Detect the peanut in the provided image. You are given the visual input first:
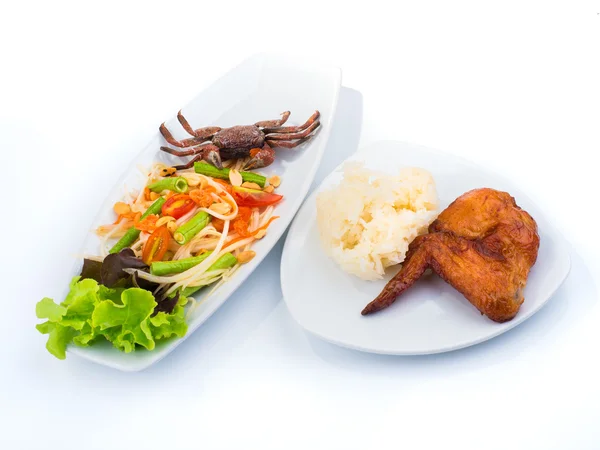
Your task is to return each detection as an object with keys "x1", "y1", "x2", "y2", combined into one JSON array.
[
  {"x1": 263, "y1": 185, "x2": 275, "y2": 193},
  {"x1": 181, "y1": 172, "x2": 202, "y2": 187},
  {"x1": 166, "y1": 221, "x2": 178, "y2": 234},
  {"x1": 209, "y1": 202, "x2": 231, "y2": 215},
  {"x1": 149, "y1": 192, "x2": 160, "y2": 201},
  {"x1": 254, "y1": 229, "x2": 267, "y2": 240},
  {"x1": 229, "y1": 169, "x2": 243, "y2": 187},
  {"x1": 241, "y1": 181, "x2": 262, "y2": 190},
  {"x1": 113, "y1": 202, "x2": 131, "y2": 215},
  {"x1": 156, "y1": 216, "x2": 175, "y2": 227},
  {"x1": 268, "y1": 175, "x2": 281, "y2": 188},
  {"x1": 237, "y1": 250, "x2": 256, "y2": 264}
]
